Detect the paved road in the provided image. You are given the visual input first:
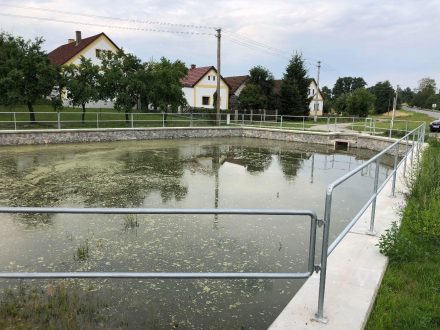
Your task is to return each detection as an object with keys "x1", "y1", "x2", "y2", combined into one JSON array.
[{"x1": 402, "y1": 105, "x2": 440, "y2": 119}]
